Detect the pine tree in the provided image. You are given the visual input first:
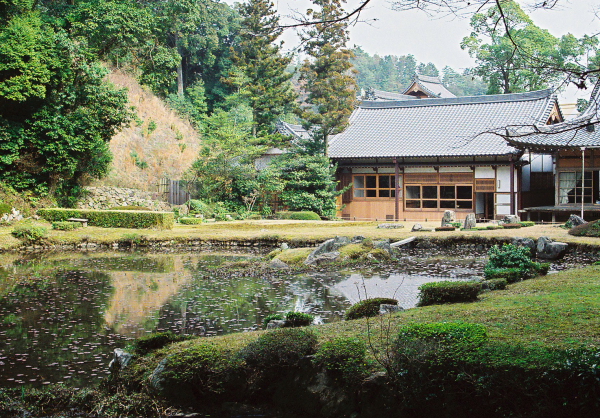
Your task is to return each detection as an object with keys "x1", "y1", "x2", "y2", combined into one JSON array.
[
  {"x1": 233, "y1": 0, "x2": 297, "y2": 136},
  {"x1": 298, "y1": 0, "x2": 358, "y2": 156}
]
